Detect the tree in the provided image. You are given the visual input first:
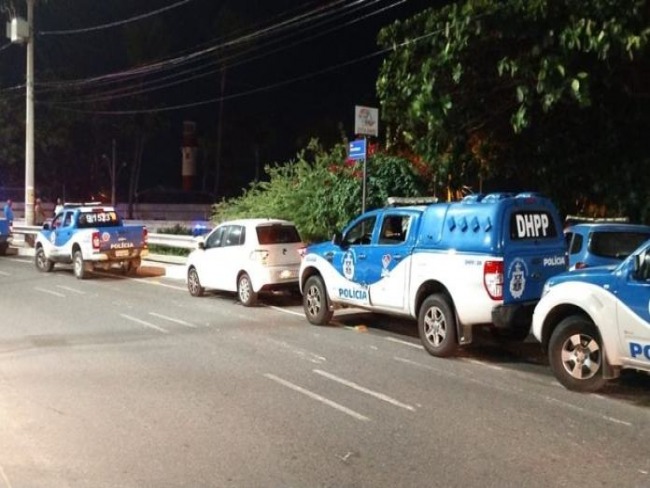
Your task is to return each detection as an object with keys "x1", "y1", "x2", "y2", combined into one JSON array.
[
  {"x1": 377, "y1": 0, "x2": 650, "y2": 217},
  {"x1": 213, "y1": 139, "x2": 428, "y2": 242}
]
